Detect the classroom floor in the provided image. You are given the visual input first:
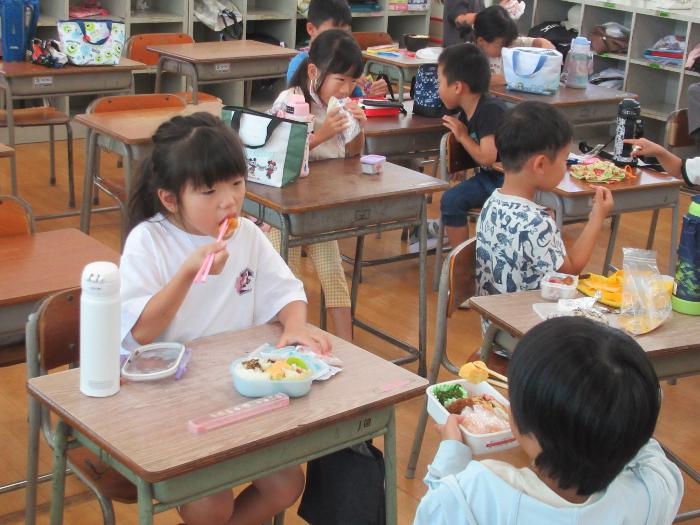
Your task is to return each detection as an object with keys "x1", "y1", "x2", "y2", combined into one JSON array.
[{"x1": 1, "y1": 140, "x2": 699, "y2": 524}]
